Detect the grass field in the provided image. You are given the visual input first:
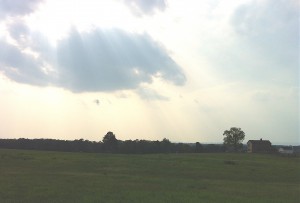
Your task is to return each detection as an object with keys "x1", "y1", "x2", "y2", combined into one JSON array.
[{"x1": 0, "y1": 149, "x2": 299, "y2": 203}]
